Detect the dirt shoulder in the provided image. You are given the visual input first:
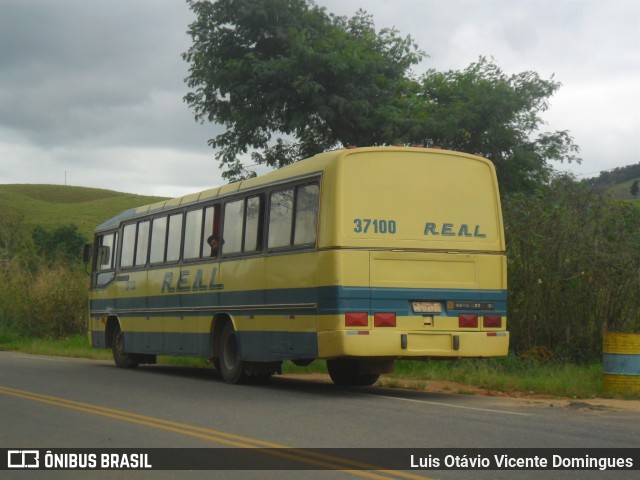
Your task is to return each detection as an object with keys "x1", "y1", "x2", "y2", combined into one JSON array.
[{"x1": 282, "y1": 373, "x2": 640, "y2": 412}]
